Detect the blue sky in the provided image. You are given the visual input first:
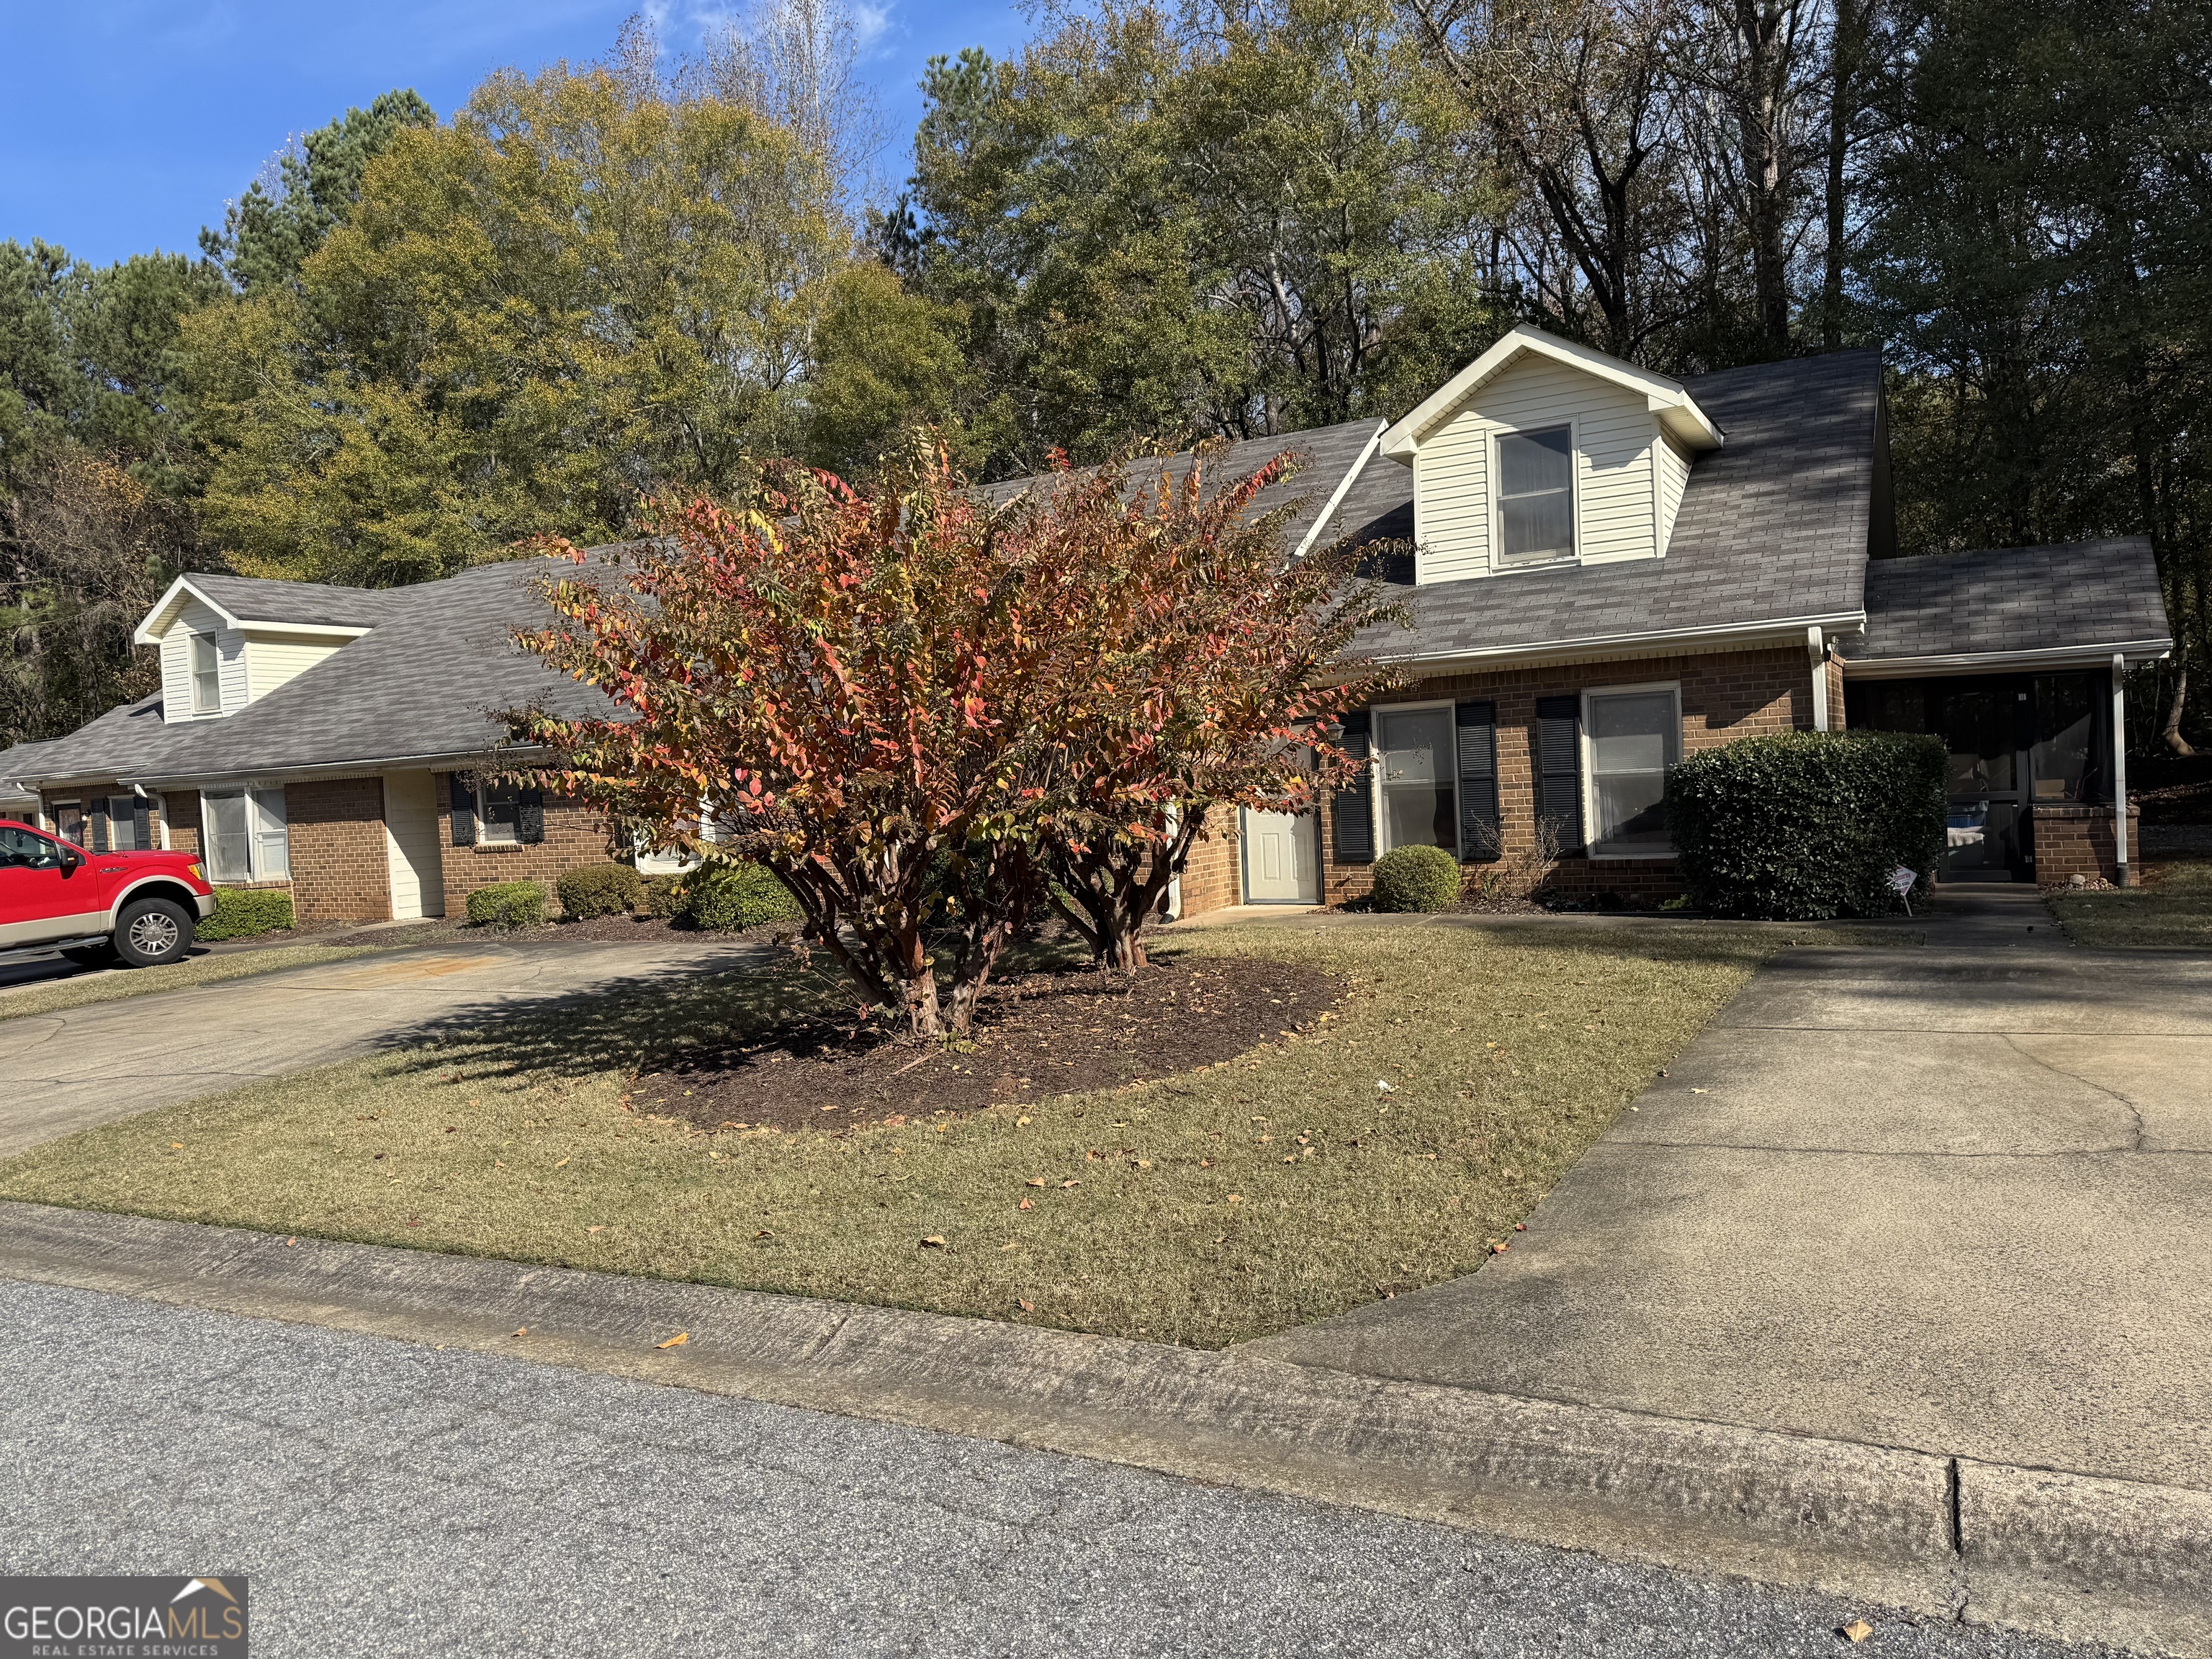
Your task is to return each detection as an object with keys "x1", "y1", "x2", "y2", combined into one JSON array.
[{"x1": 0, "y1": 0, "x2": 1031, "y2": 267}]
